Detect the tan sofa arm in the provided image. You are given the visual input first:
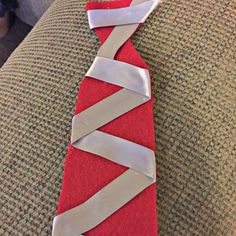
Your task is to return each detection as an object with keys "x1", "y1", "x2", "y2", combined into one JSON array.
[{"x1": 0, "y1": 0, "x2": 235, "y2": 235}]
